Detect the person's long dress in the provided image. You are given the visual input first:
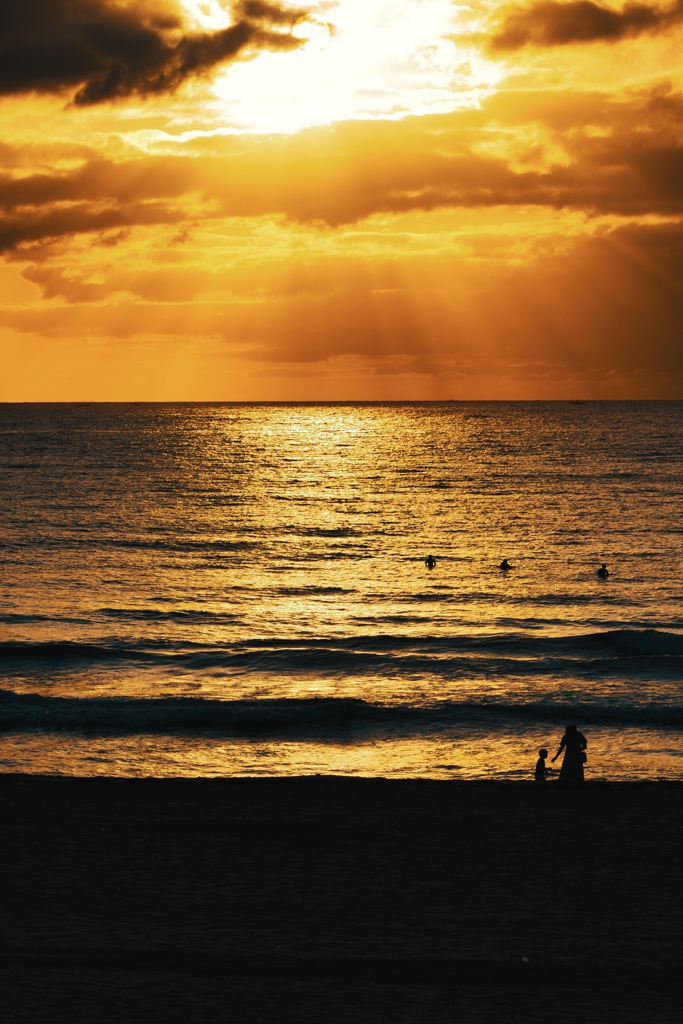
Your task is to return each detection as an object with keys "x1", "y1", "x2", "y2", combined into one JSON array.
[{"x1": 558, "y1": 731, "x2": 587, "y2": 783}]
